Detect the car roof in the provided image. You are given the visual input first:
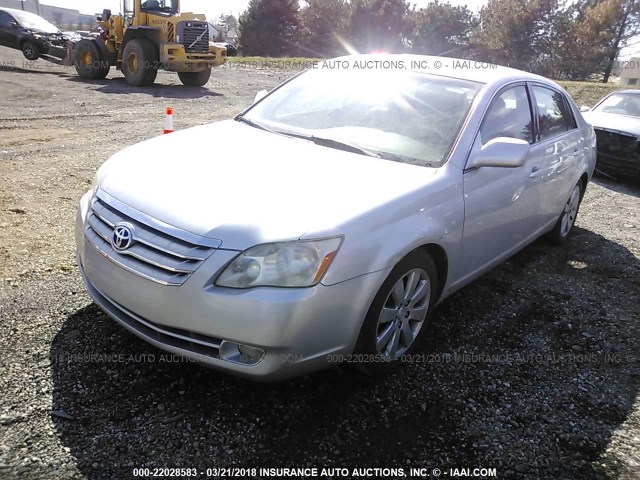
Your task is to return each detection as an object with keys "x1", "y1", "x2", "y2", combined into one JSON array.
[
  {"x1": 0, "y1": 7, "x2": 48, "y2": 17},
  {"x1": 0, "y1": 7, "x2": 23, "y2": 15},
  {"x1": 330, "y1": 54, "x2": 558, "y2": 89}
]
